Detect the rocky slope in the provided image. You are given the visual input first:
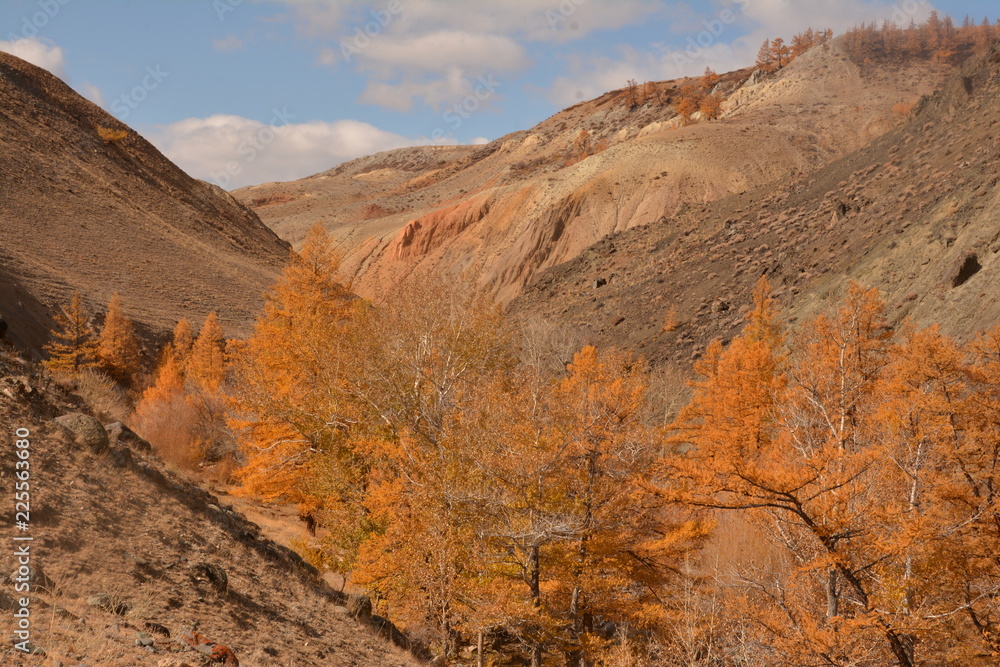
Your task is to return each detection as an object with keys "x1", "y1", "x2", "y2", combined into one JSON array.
[
  {"x1": 238, "y1": 41, "x2": 950, "y2": 305},
  {"x1": 0, "y1": 52, "x2": 290, "y2": 356},
  {"x1": 0, "y1": 345, "x2": 423, "y2": 666},
  {"x1": 511, "y1": 43, "x2": 1000, "y2": 367}
]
